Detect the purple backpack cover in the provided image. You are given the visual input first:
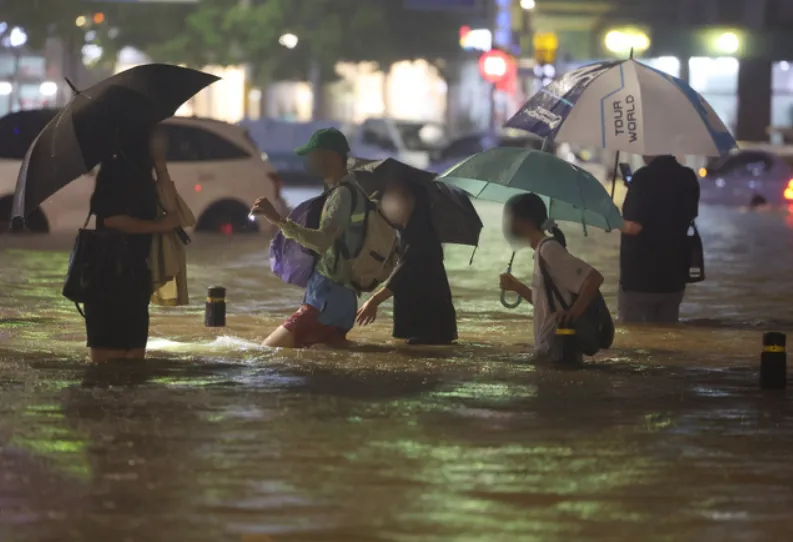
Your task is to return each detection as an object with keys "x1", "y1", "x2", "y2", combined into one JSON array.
[{"x1": 269, "y1": 193, "x2": 327, "y2": 287}]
